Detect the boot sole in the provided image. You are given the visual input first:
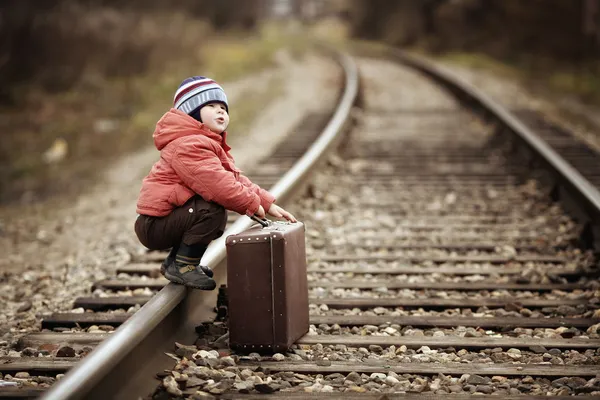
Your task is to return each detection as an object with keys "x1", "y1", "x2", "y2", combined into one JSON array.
[
  {"x1": 187, "y1": 281, "x2": 217, "y2": 290},
  {"x1": 164, "y1": 271, "x2": 216, "y2": 291},
  {"x1": 163, "y1": 271, "x2": 184, "y2": 285}
]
